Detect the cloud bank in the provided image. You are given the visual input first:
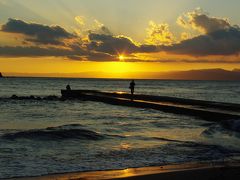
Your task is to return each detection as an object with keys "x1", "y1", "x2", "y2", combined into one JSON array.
[
  {"x1": 177, "y1": 9, "x2": 231, "y2": 33},
  {"x1": 2, "y1": 18, "x2": 74, "y2": 45},
  {"x1": 1, "y1": 9, "x2": 240, "y2": 62}
]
